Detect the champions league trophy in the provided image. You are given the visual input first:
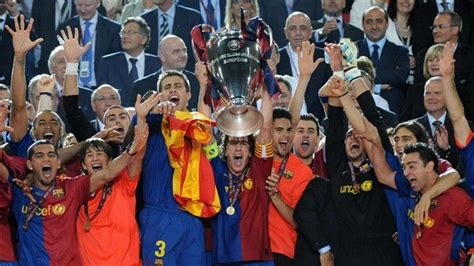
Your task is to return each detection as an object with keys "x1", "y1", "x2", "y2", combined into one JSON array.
[{"x1": 191, "y1": 16, "x2": 275, "y2": 137}]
